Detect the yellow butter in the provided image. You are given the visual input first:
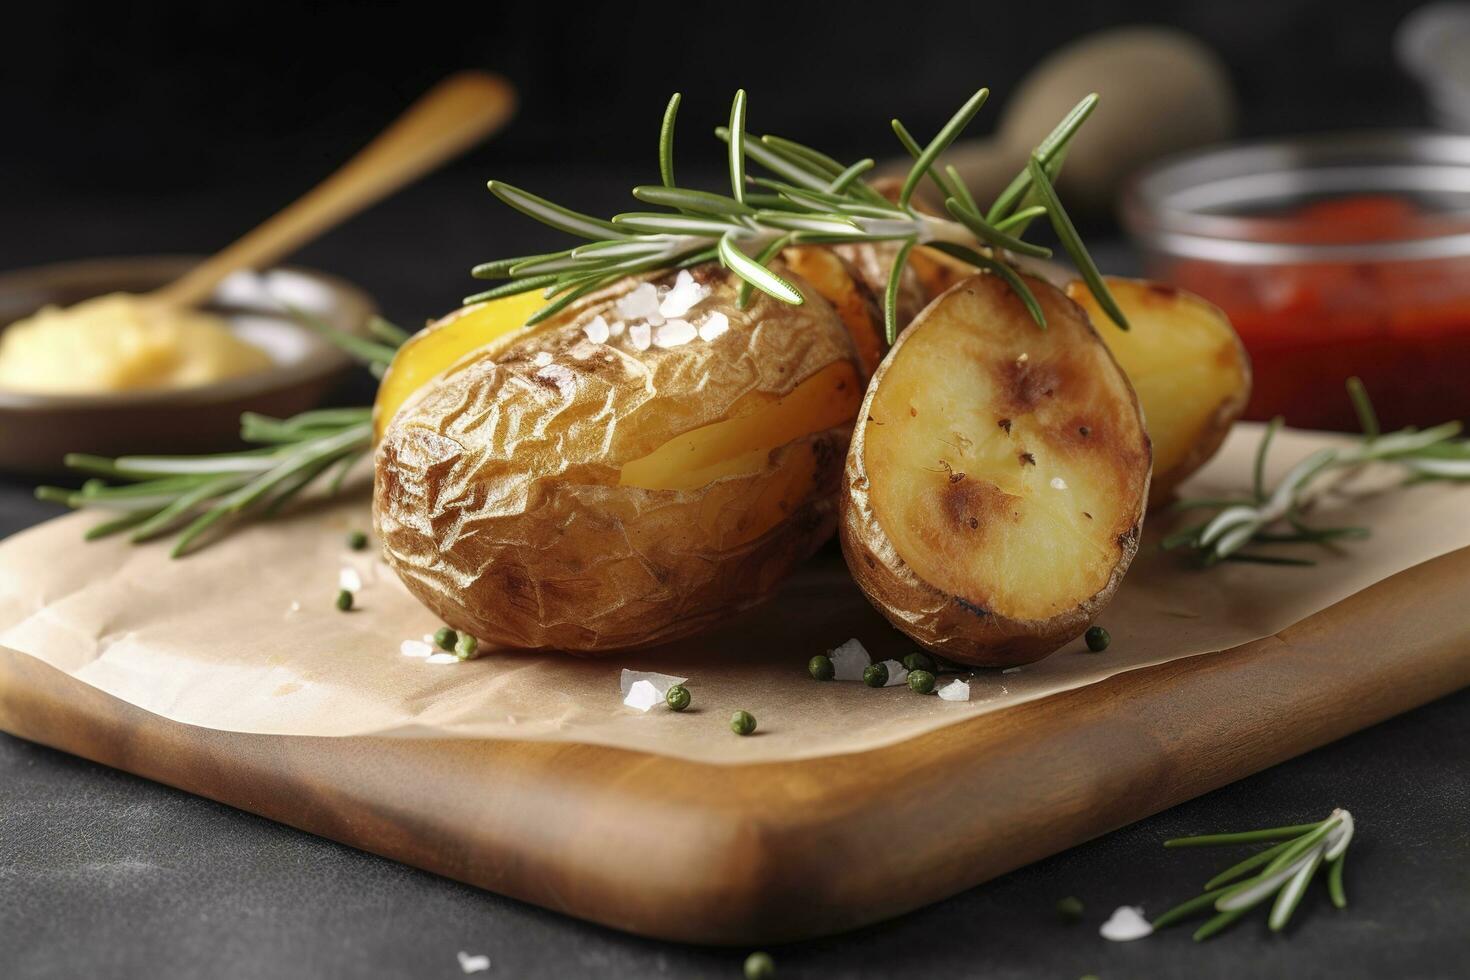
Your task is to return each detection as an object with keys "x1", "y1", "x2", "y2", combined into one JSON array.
[{"x1": 0, "y1": 292, "x2": 273, "y2": 394}]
